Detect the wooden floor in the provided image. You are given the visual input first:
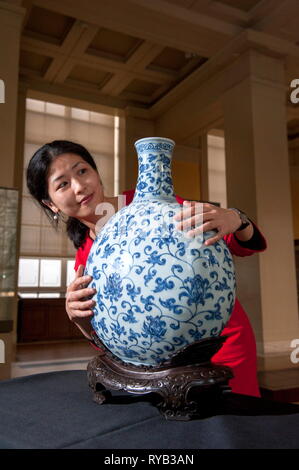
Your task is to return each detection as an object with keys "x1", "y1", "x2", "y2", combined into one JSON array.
[
  {"x1": 12, "y1": 341, "x2": 299, "y2": 403},
  {"x1": 16, "y1": 340, "x2": 93, "y2": 362},
  {"x1": 258, "y1": 368, "x2": 299, "y2": 404},
  {"x1": 12, "y1": 340, "x2": 94, "y2": 379}
]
